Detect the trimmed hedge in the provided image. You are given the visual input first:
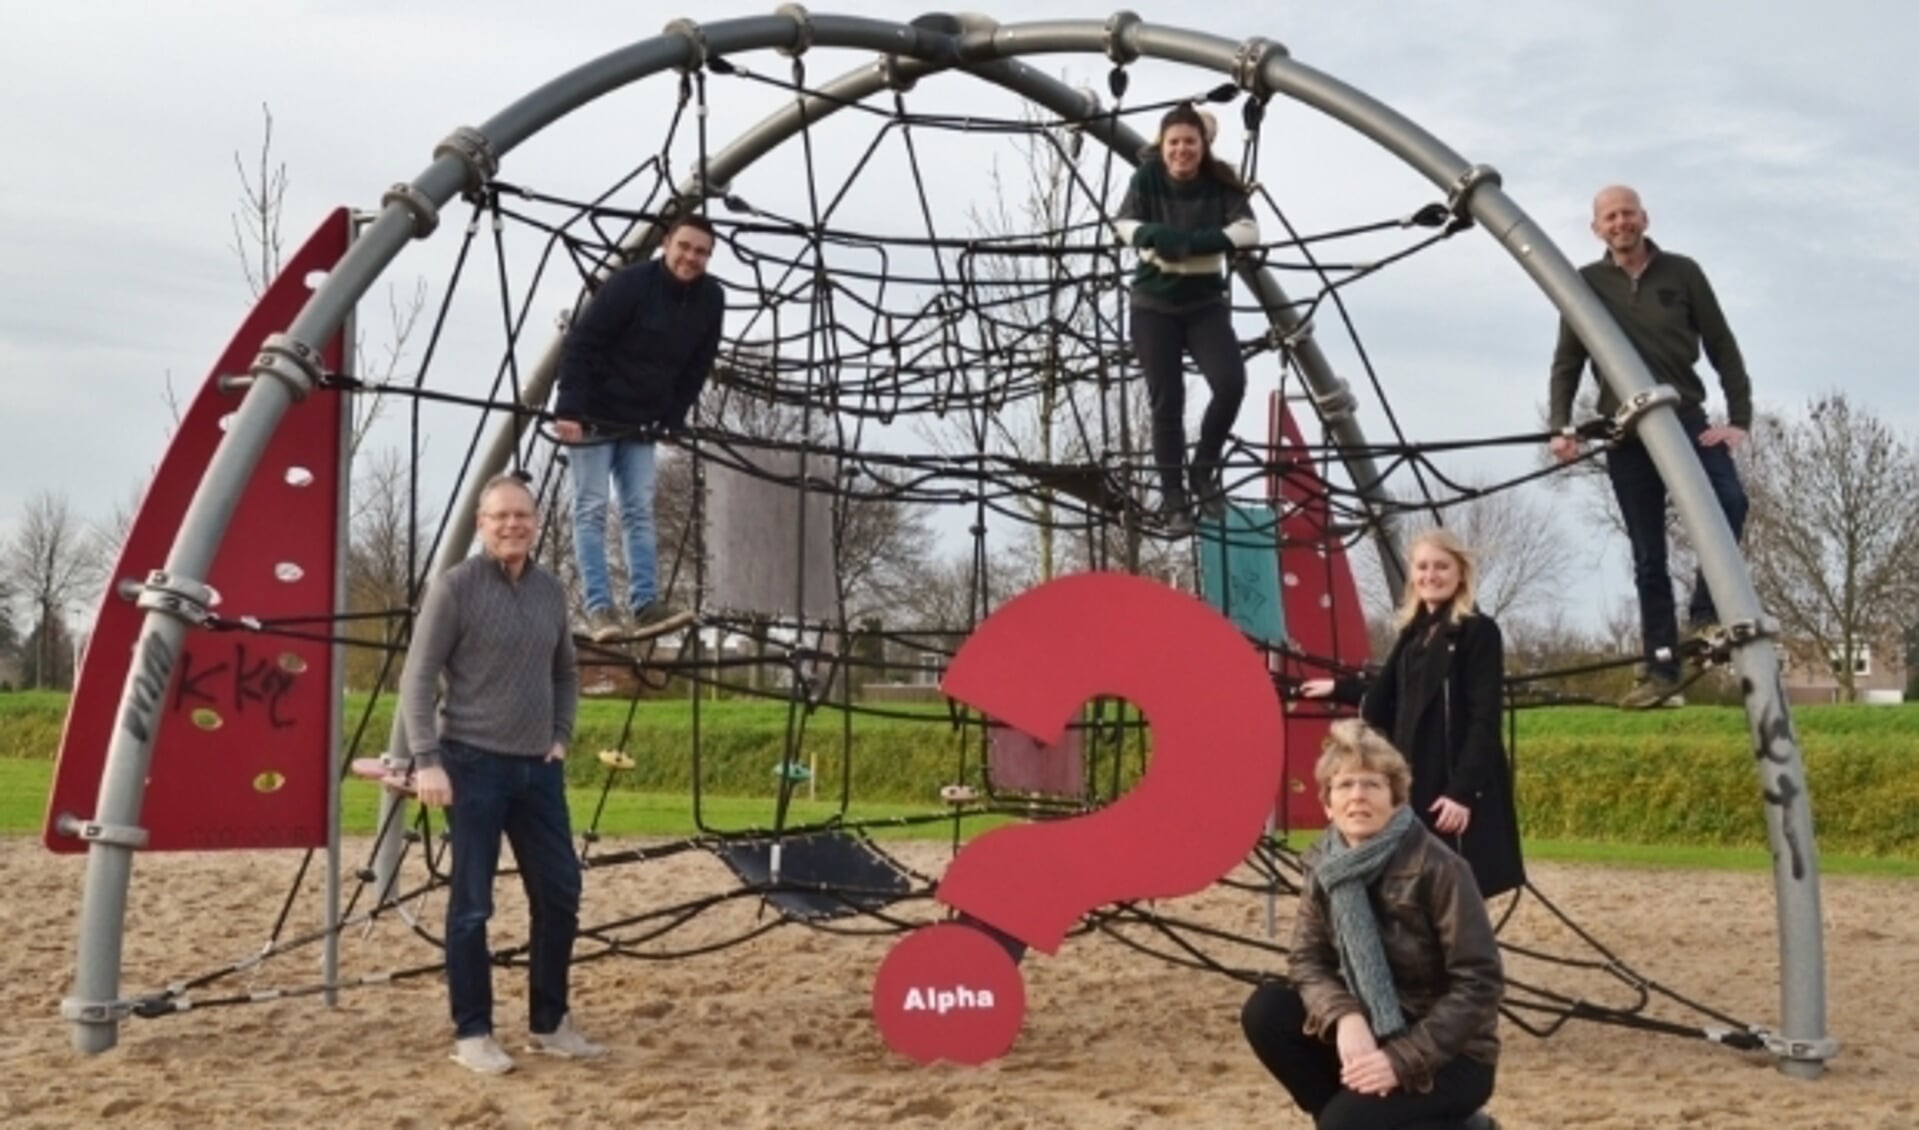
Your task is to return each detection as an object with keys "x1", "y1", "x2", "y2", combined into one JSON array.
[{"x1": 8, "y1": 692, "x2": 1915, "y2": 856}]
